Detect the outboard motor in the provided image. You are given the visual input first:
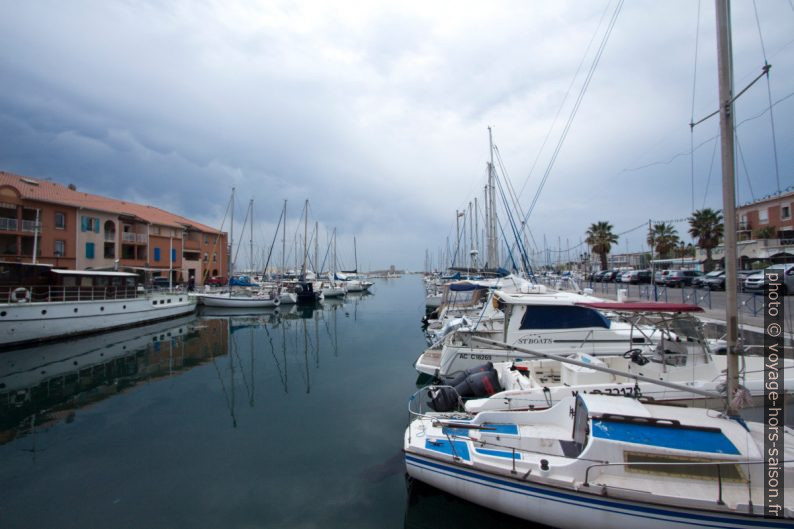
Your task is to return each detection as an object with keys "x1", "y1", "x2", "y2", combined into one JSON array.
[{"x1": 428, "y1": 363, "x2": 502, "y2": 412}]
